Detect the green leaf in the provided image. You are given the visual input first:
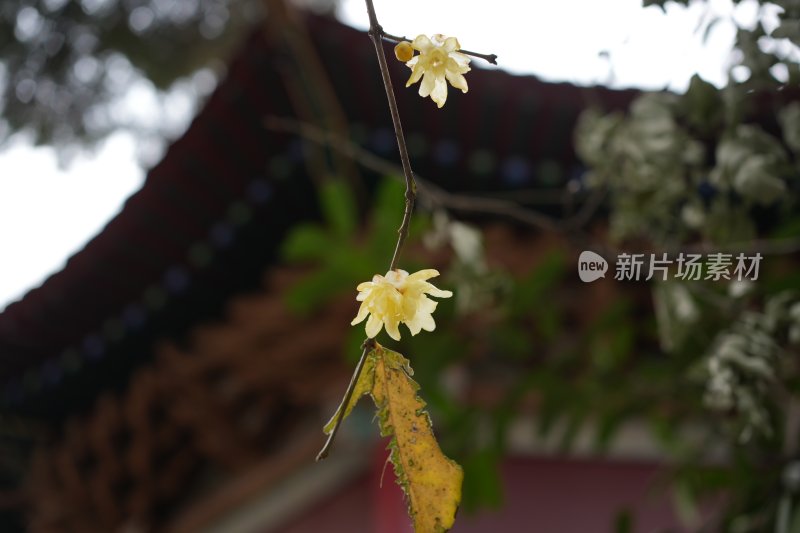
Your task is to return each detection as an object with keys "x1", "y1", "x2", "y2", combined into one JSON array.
[
  {"x1": 787, "y1": 500, "x2": 800, "y2": 533},
  {"x1": 509, "y1": 250, "x2": 566, "y2": 317},
  {"x1": 491, "y1": 326, "x2": 532, "y2": 360},
  {"x1": 771, "y1": 216, "x2": 800, "y2": 240},
  {"x1": 673, "y1": 481, "x2": 700, "y2": 528},
  {"x1": 779, "y1": 102, "x2": 800, "y2": 154},
  {"x1": 461, "y1": 448, "x2": 503, "y2": 511},
  {"x1": 320, "y1": 180, "x2": 358, "y2": 238},
  {"x1": 732, "y1": 155, "x2": 786, "y2": 206},
  {"x1": 281, "y1": 224, "x2": 330, "y2": 262},
  {"x1": 557, "y1": 406, "x2": 588, "y2": 452},
  {"x1": 285, "y1": 268, "x2": 347, "y2": 315},
  {"x1": 368, "y1": 178, "x2": 406, "y2": 259},
  {"x1": 595, "y1": 412, "x2": 624, "y2": 452},
  {"x1": 680, "y1": 74, "x2": 722, "y2": 134}
]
